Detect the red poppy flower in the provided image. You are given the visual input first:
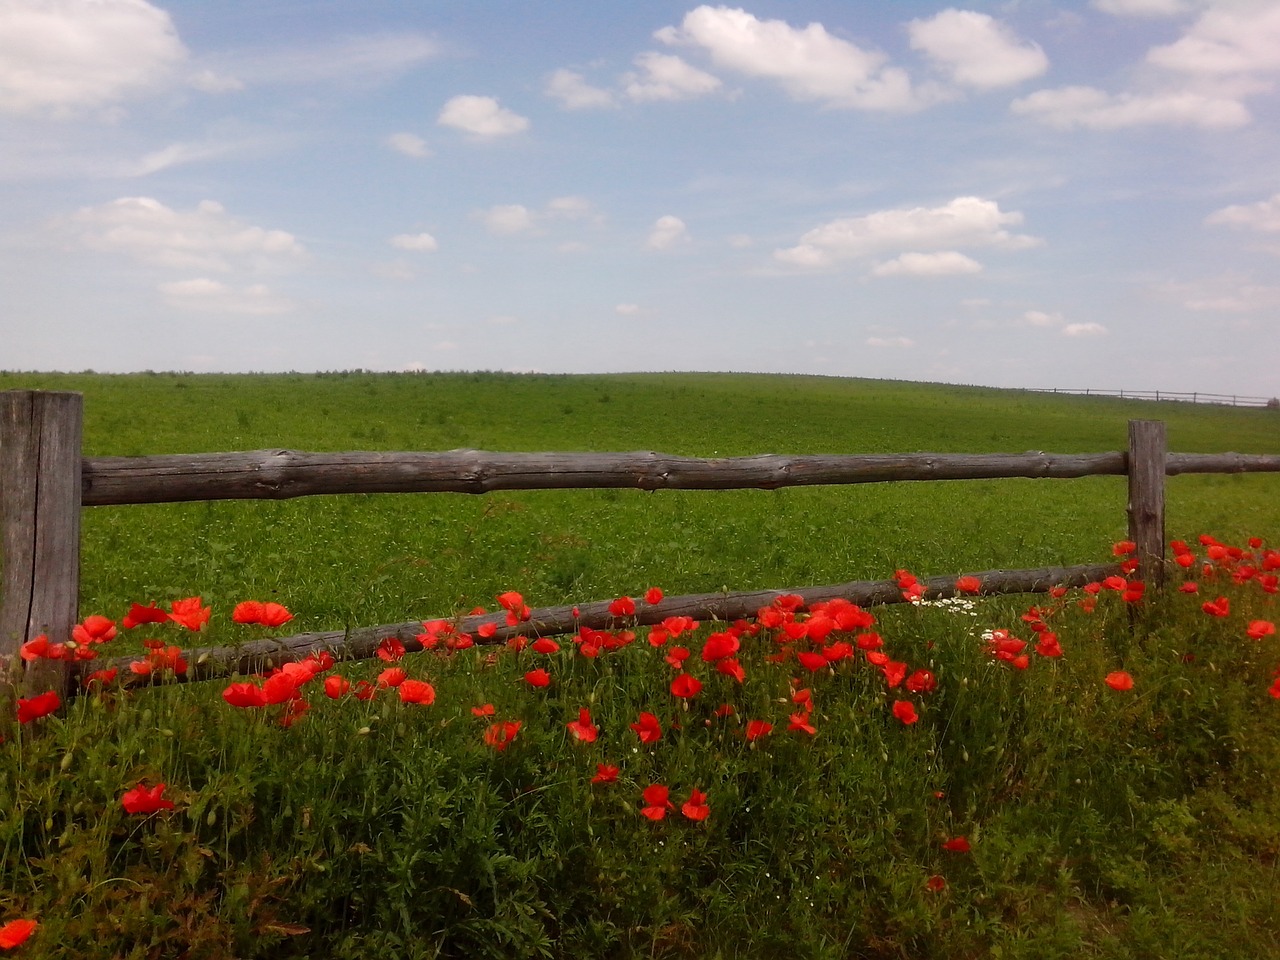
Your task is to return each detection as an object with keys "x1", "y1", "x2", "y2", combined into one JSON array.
[
  {"x1": 1122, "y1": 581, "x2": 1145, "y2": 603},
  {"x1": 531, "y1": 637, "x2": 560, "y2": 654},
  {"x1": 714, "y1": 703, "x2": 735, "y2": 718},
  {"x1": 84, "y1": 667, "x2": 119, "y2": 687},
  {"x1": 1201, "y1": 596, "x2": 1230, "y2": 618},
  {"x1": 608, "y1": 596, "x2": 636, "y2": 617},
  {"x1": 262, "y1": 672, "x2": 300, "y2": 705},
  {"x1": 484, "y1": 720, "x2": 522, "y2": 751},
  {"x1": 471, "y1": 703, "x2": 495, "y2": 717},
  {"x1": 0, "y1": 919, "x2": 37, "y2": 950},
  {"x1": 167, "y1": 596, "x2": 211, "y2": 631},
  {"x1": 926, "y1": 875, "x2": 947, "y2": 893},
  {"x1": 631, "y1": 712, "x2": 662, "y2": 743},
  {"x1": 375, "y1": 637, "x2": 406, "y2": 662},
  {"x1": 16, "y1": 690, "x2": 60, "y2": 724},
  {"x1": 1105, "y1": 671, "x2": 1134, "y2": 691},
  {"x1": 122, "y1": 602, "x2": 168, "y2": 629},
  {"x1": 716, "y1": 657, "x2": 747, "y2": 683},
  {"x1": 955, "y1": 575, "x2": 981, "y2": 594},
  {"x1": 665, "y1": 646, "x2": 691, "y2": 669},
  {"x1": 1113, "y1": 540, "x2": 1137, "y2": 556},
  {"x1": 788, "y1": 712, "x2": 817, "y2": 736},
  {"x1": 222, "y1": 682, "x2": 267, "y2": 708},
  {"x1": 941, "y1": 836, "x2": 970, "y2": 853},
  {"x1": 121, "y1": 782, "x2": 175, "y2": 815},
  {"x1": 670, "y1": 673, "x2": 702, "y2": 699},
  {"x1": 881, "y1": 661, "x2": 908, "y2": 689},
  {"x1": 259, "y1": 602, "x2": 293, "y2": 626},
  {"x1": 353, "y1": 680, "x2": 377, "y2": 701},
  {"x1": 398, "y1": 679, "x2": 436, "y2": 705},
  {"x1": 905, "y1": 669, "x2": 937, "y2": 694},
  {"x1": 856, "y1": 632, "x2": 883, "y2": 650},
  {"x1": 892, "y1": 700, "x2": 918, "y2": 725},
  {"x1": 567, "y1": 707, "x2": 599, "y2": 743},
  {"x1": 645, "y1": 586, "x2": 664, "y2": 605},
  {"x1": 19, "y1": 635, "x2": 63, "y2": 661},
  {"x1": 377, "y1": 667, "x2": 406, "y2": 688},
  {"x1": 72, "y1": 614, "x2": 116, "y2": 645},
  {"x1": 681, "y1": 788, "x2": 711, "y2": 821},
  {"x1": 322, "y1": 675, "x2": 350, "y2": 699},
  {"x1": 701, "y1": 631, "x2": 740, "y2": 662},
  {"x1": 1102, "y1": 575, "x2": 1127, "y2": 591},
  {"x1": 1035, "y1": 633, "x2": 1063, "y2": 658},
  {"x1": 477, "y1": 621, "x2": 498, "y2": 638},
  {"x1": 1178, "y1": 582, "x2": 1199, "y2": 594},
  {"x1": 640, "y1": 784, "x2": 674, "y2": 820},
  {"x1": 1246, "y1": 620, "x2": 1275, "y2": 640},
  {"x1": 591, "y1": 763, "x2": 620, "y2": 784},
  {"x1": 745, "y1": 720, "x2": 772, "y2": 742},
  {"x1": 524, "y1": 668, "x2": 551, "y2": 688}
]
